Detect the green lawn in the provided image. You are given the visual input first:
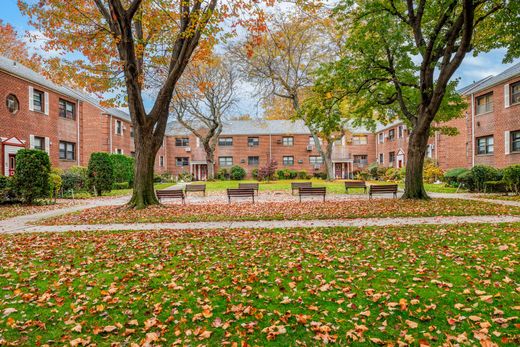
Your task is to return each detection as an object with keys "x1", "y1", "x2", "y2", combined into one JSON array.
[
  {"x1": 66, "y1": 183, "x2": 175, "y2": 199},
  {"x1": 197, "y1": 179, "x2": 464, "y2": 194},
  {"x1": 1, "y1": 224, "x2": 518, "y2": 345},
  {"x1": 39, "y1": 198, "x2": 520, "y2": 225},
  {"x1": 477, "y1": 194, "x2": 520, "y2": 202}
]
